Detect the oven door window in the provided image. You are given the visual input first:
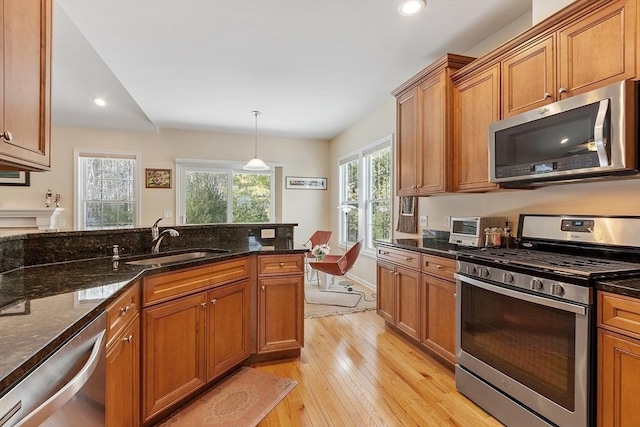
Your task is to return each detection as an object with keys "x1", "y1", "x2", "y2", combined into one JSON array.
[{"x1": 460, "y1": 283, "x2": 576, "y2": 411}]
